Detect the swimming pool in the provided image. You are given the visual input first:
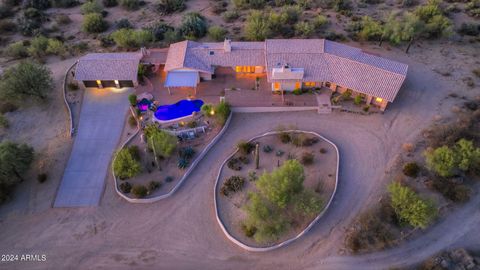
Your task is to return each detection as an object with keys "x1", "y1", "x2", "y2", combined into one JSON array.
[{"x1": 154, "y1": 99, "x2": 204, "y2": 122}]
